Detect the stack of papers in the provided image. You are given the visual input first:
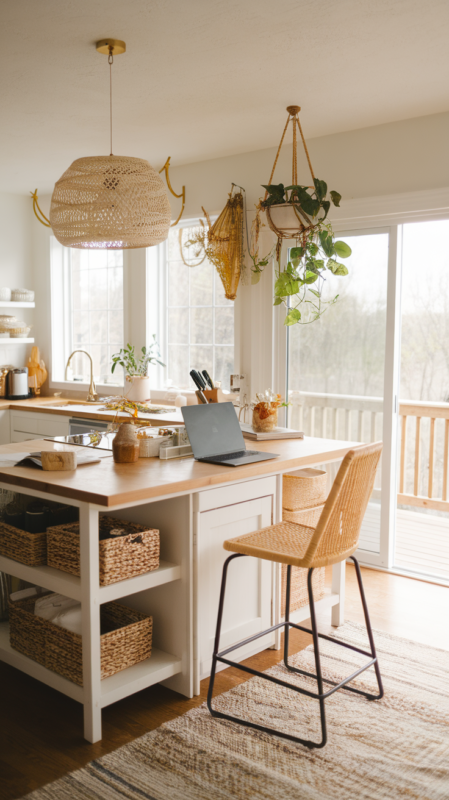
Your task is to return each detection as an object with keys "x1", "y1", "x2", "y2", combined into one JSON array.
[{"x1": 240, "y1": 423, "x2": 305, "y2": 441}]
